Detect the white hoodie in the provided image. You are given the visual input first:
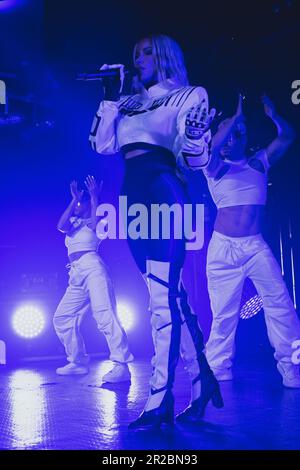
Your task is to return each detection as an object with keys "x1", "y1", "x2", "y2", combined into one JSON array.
[{"x1": 89, "y1": 79, "x2": 211, "y2": 171}]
